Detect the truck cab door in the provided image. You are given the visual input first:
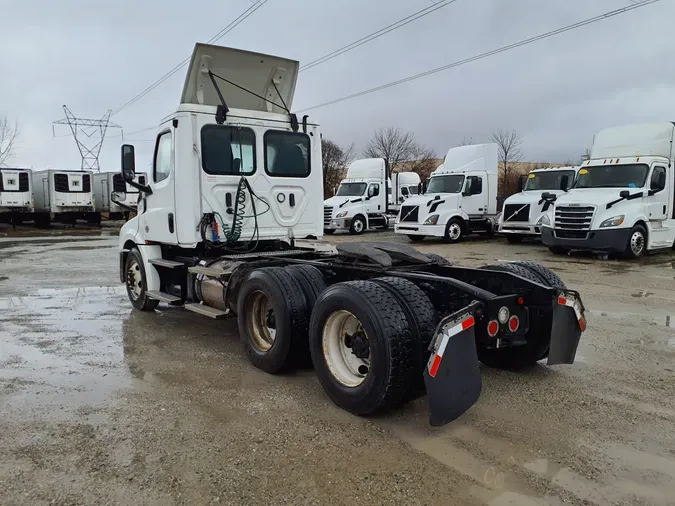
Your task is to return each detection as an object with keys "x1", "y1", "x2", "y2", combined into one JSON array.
[
  {"x1": 646, "y1": 165, "x2": 668, "y2": 221},
  {"x1": 366, "y1": 183, "x2": 382, "y2": 215},
  {"x1": 142, "y1": 127, "x2": 178, "y2": 244},
  {"x1": 461, "y1": 175, "x2": 487, "y2": 217}
]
